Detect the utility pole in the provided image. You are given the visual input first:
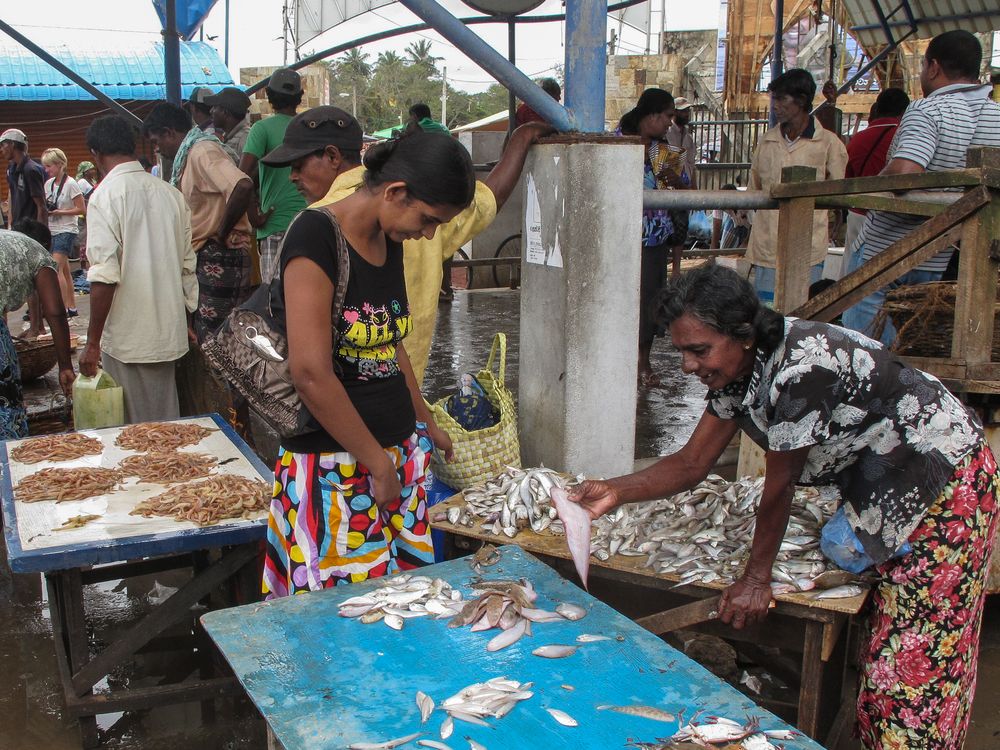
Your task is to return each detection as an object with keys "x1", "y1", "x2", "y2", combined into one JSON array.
[
  {"x1": 352, "y1": 82, "x2": 357, "y2": 118},
  {"x1": 440, "y1": 65, "x2": 447, "y2": 127}
]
